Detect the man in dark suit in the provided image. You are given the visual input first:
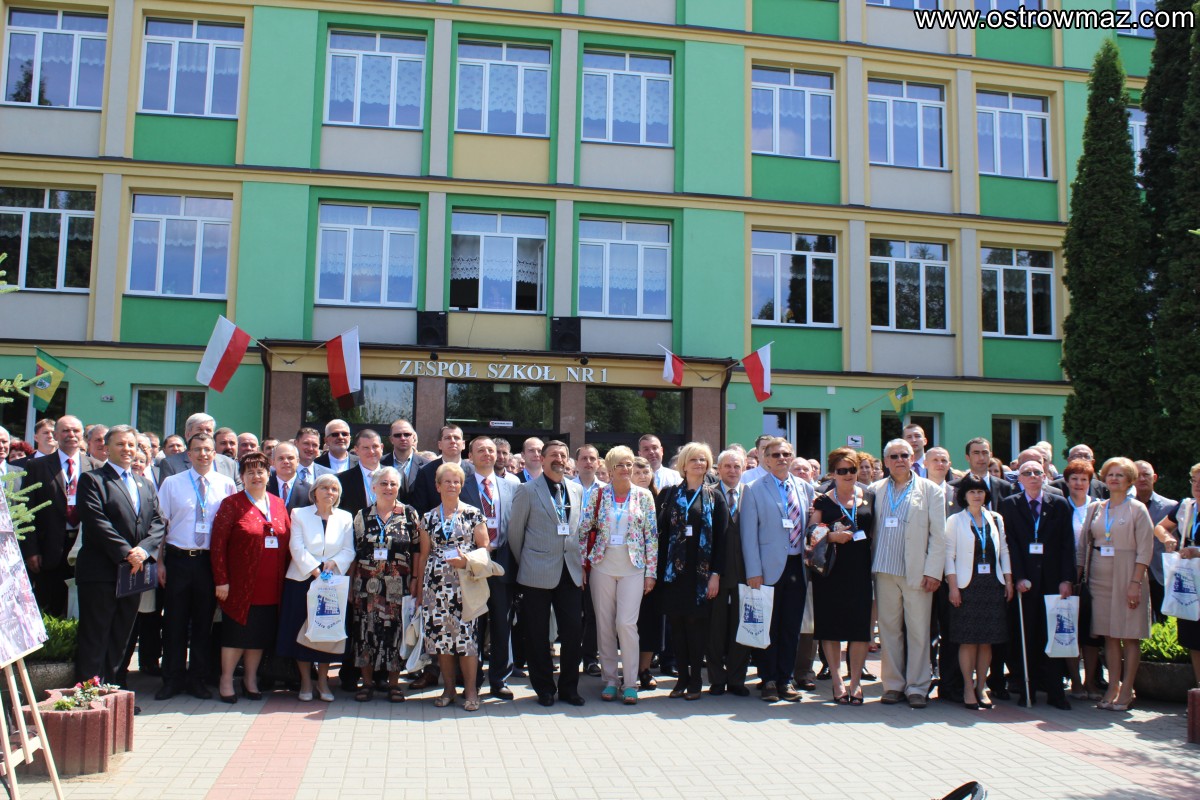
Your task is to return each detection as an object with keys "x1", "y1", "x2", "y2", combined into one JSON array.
[
  {"x1": 337, "y1": 429, "x2": 384, "y2": 518},
  {"x1": 380, "y1": 418, "x2": 428, "y2": 505},
  {"x1": 999, "y1": 461, "x2": 1077, "y2": 709},
  {"x1": 157, "y1": 413, "x2": 237, "y2": 484},
  {"x1": 266, "y1": 443, "x2": 312, "y2": 512},
  {"x1": 1050, "y1": 444, "x2": 1108, "y2": 500},
  {"x1": 315, "y1": 418, "x2": 357, "y2": 473},
  {"x1": 75, "y1": 425, "x2": 166, "y2": 683},
  {"x1": 21, "y1": 415, "x2": 98, "y2": 617},
  {"x1": 461, "y1": 435, "x2": 517, "y2": 699},
  {"x1": 412, "y1": 425, "x2": 474, "y2": 515},
  {"x1": 293, "y1": 427, "x2": 333, "y2": 484},
  {"x1": 709, "y1": 448, "x2": 750, "y2": 696},
  {"x1": 955, "y1": 437, "x2": 1020, "y2": 509}
]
